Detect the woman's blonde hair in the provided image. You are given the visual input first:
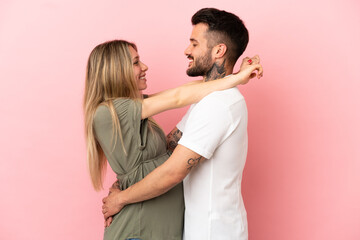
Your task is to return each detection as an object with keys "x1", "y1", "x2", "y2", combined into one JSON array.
[{"x1": 84, "y1": 40, "x2": 140, "y2": 191}]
